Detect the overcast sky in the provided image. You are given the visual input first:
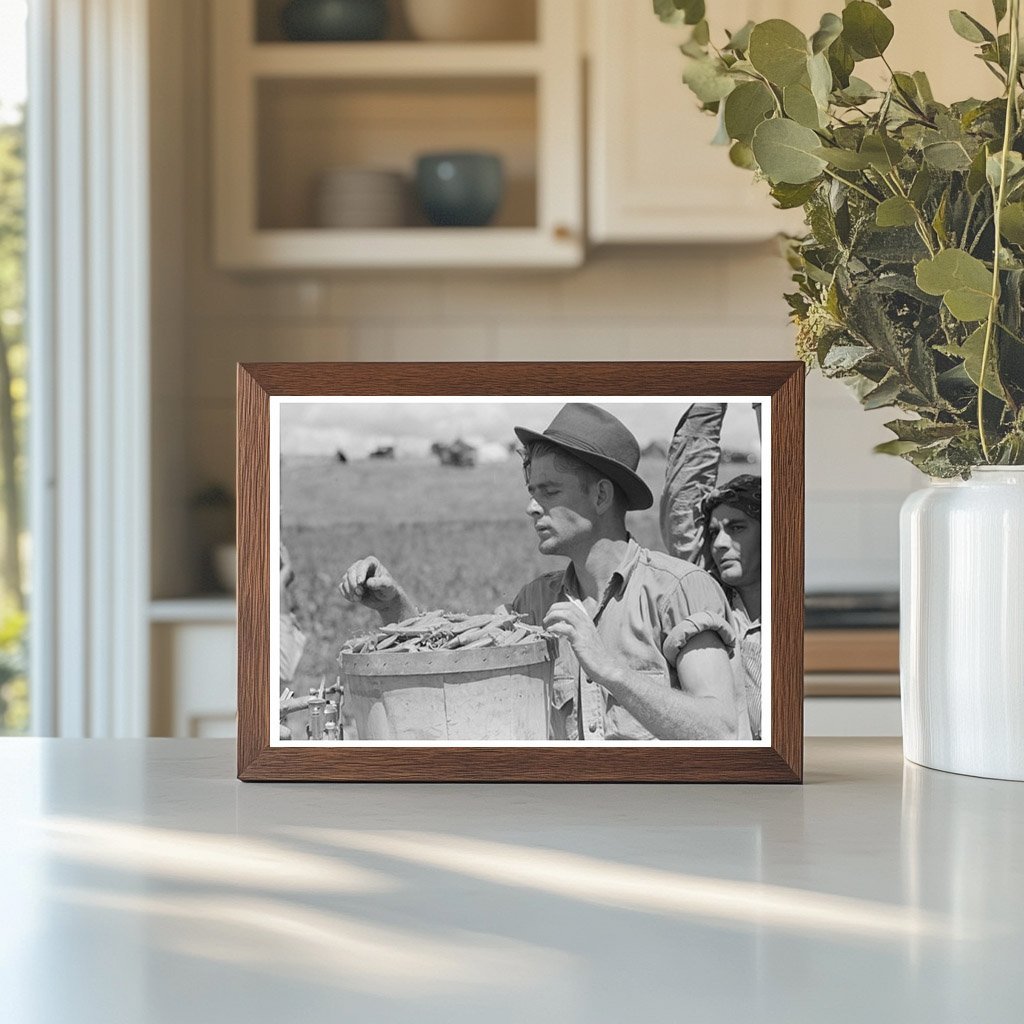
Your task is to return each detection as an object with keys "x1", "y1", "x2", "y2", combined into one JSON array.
[{"x1": 280, "y1": 399, "x2": 761, "y2": 459}]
